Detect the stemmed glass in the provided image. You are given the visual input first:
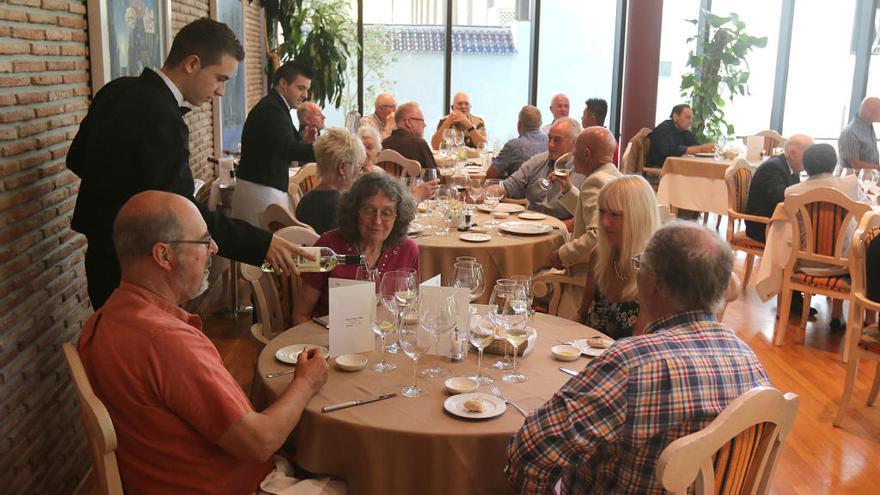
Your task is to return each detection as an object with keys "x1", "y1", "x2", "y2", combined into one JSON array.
[
  {"x1": 491, "y1": 283, "x2": 530, "y2": 383},
  {"x1": 371, "y1": 303, "x2": 397, "y2": 372},
  {"x1": 484, "y1": 179, "x2": 503, "y2": 228},
  {"x1": 419, "y1": 294, "x2": 457, "y2": 379},
  {"x1": 379, "y1": 269, "x2": 418, "y2": 355},
  {"x1": 468, "y1": 178, "x2": 483, "y2": 205},
  {"x1": 421, "y1": 169, "x2": 439, "y2": 217},
  {"x1": 469, "y1": 307, "x2": 495, "y2": 385},
  {"x1": 511, "y1": 275, "x2": 534, "y2": 327},
  {"x1": 450, "y1": 170, "x2": 469, "y2": 202},
  {"x1": 435, "y1": 186, "x2": 454, "y2": 235},
  {"x1": 452, "y1": 261, "x2": 485, "y2": 303},
  {"x1": 490, "y1": 279, "x2": 516, "y2": 370},
  {"x1": 858, "y1": 169, "x2": 879, "y2": 196},
  {"x1": 540, "y1": 152, "x2": 572, "y2": 208},
  {"x1": 398, "y1": 304, "x2": 431, "y2": 398}
]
